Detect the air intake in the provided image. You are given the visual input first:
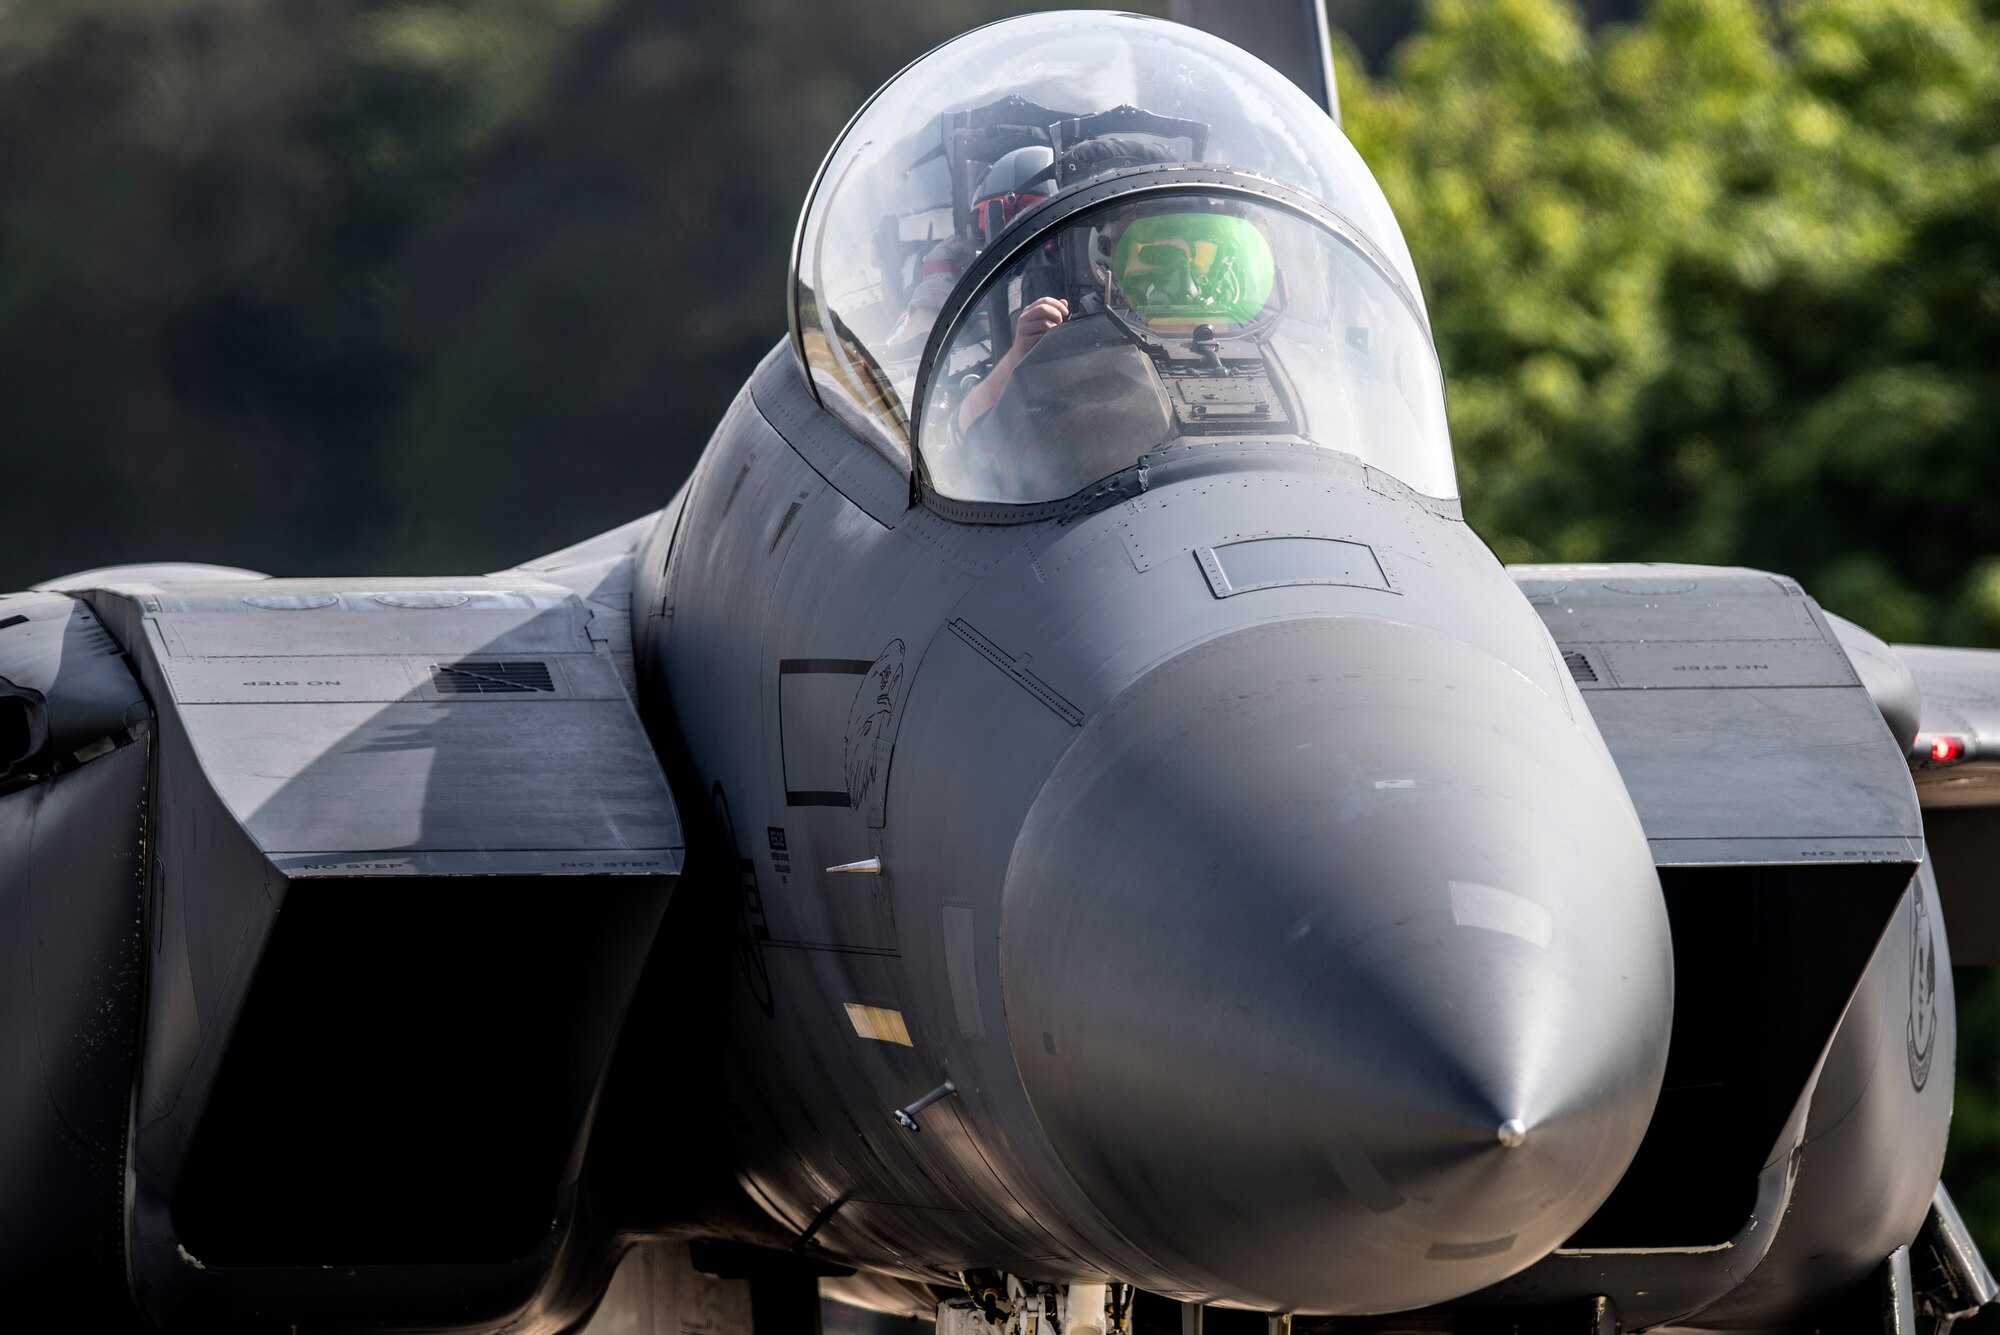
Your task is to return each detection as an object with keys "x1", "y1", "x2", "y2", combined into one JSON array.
[
  {"x1": 1563, "y1": 650, "x2": 1598, "y2": 684},
  {"x1": 173, "y1": 875, "x2": 666, "y2": 1266},
  {"x1": 432, "y1": 660, "x2": 554, "y2": 694}
]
